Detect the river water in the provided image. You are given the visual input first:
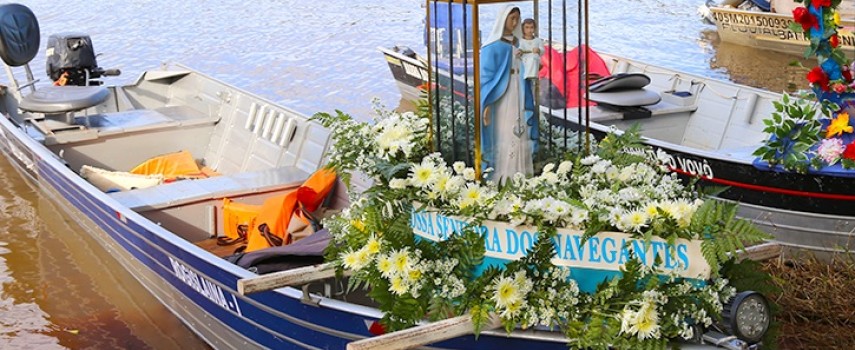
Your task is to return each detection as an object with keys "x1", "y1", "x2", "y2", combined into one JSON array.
[{"x1": 1, "y1": 0, "x2": 810, "y2": 348}]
